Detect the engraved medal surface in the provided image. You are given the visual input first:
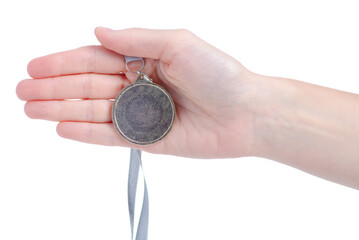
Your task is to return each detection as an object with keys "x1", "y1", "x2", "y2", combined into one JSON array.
[{"x1": 112, "y1": 73, "x2": 175, "y2": 145}]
